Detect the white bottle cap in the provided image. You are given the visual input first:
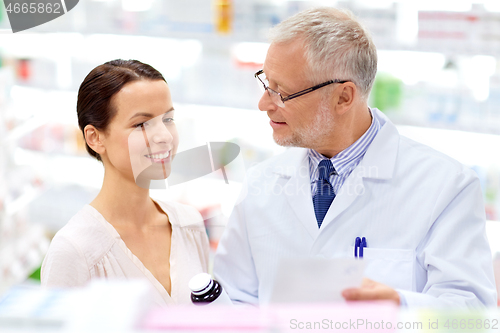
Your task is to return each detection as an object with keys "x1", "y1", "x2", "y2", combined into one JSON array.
[{"x1": 189, "y1": 273, "x2": 213, "y2": 295}]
